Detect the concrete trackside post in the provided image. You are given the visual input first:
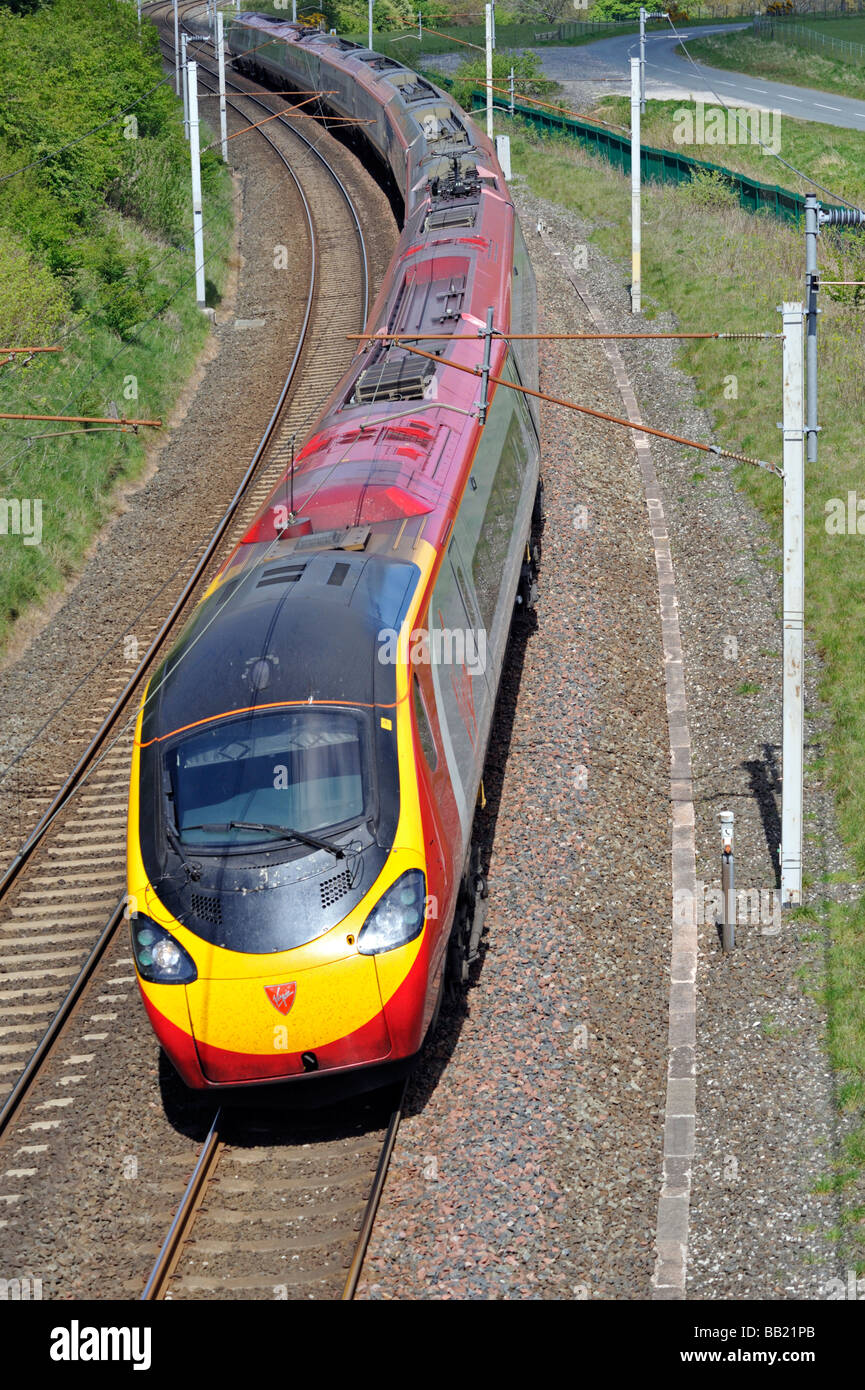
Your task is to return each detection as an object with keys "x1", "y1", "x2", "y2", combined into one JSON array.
[
  {"x1": 720, "y1": 811, "x2": 735, "y2": 952},
  {"x1": 485, "y1": 5, "x2": 494, "y2": 141},
  {"x1": 781, "y1": 302, "x2": 805, "y2": 906},
  {"x1": 217, "y1": 10, "x2": 228, "y2": 163},
  {"x1": 630, "y1": 57, "x2": 641, "y2": 314},
  {"x1": 188, "y1": 61, "x2": 207, "y2": 310},
  {"x1": 173, "y1": 0, "x2": 180, "y2": 95}
]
